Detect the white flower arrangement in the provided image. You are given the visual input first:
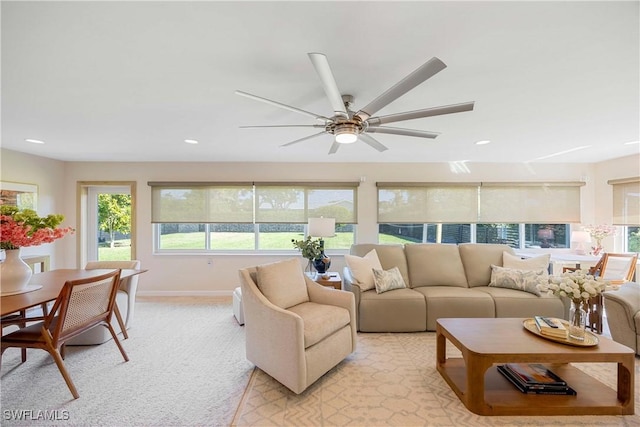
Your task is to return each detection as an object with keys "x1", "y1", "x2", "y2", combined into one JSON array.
[{"x1": 537, "y1": 269, "x2": 608, "y2": 303}]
